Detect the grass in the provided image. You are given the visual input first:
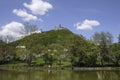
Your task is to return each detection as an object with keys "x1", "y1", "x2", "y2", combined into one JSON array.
[
  {"x1": 32, "y1": 58, "x2": 45, "y2": 66},
  {"x1": 0, "y1": 58, "x2": 72, "y2": 68},
  {"x1": 0, "y1": 62, "x2": 27, "y2": 67},
  {"x1": 52, "y1": 61, "x2": 72, "y2": 68}
]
